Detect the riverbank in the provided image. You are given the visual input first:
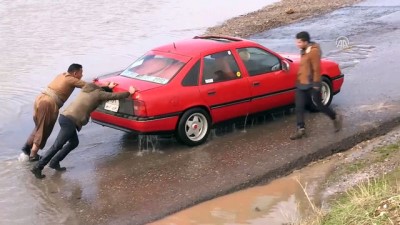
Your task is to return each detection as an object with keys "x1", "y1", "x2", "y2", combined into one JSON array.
[
  {"x1": 205, "y1": 0, "x2": 362, "y2": 38},
  {"x1": 302, "y1": 128, "x2": 400, "y2": 224},
  {"x1": 319, "y1": 170, "x2": 400, "y2": 224}
]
